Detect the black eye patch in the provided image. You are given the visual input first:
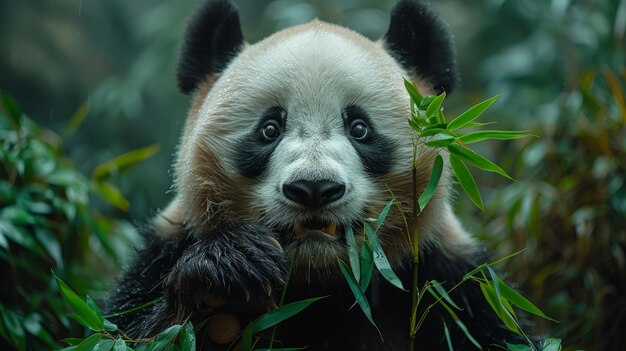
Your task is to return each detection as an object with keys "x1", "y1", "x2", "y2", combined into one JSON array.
[
  {"x1": 343, "y1": 105, "x2": 396, "y2": 176},
  {"x1": 235, "y1": 106, "x2": 286, "y2": 178}
]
